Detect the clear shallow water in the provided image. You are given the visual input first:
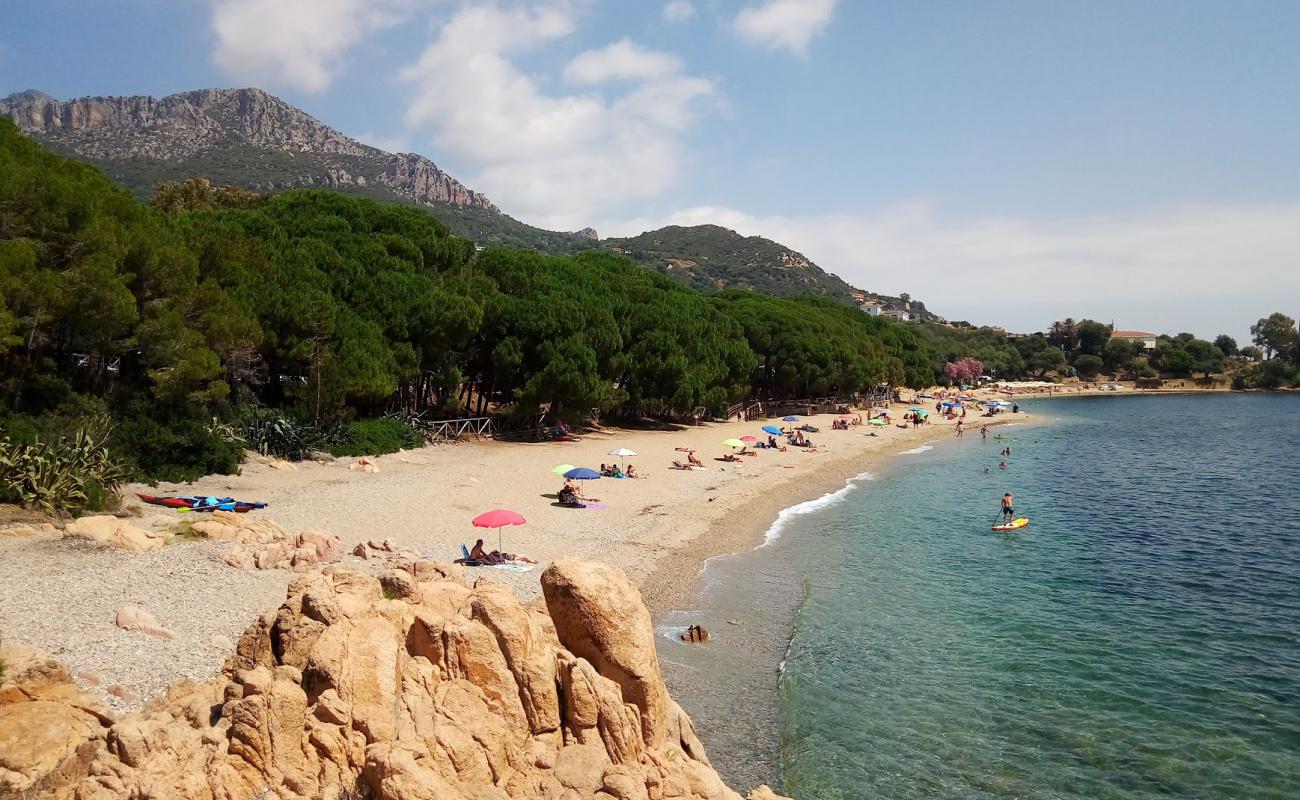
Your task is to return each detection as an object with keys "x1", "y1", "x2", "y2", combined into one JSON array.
[{"x1": 660, "y1": 394, "x2": 1300, "y2": 799}]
